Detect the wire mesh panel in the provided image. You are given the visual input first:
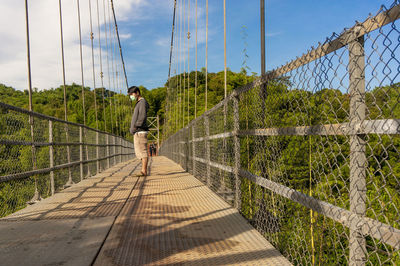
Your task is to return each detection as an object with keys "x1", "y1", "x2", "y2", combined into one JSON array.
[
  {"x1": 0, "y1": 102, "x2": 135, "y2": 218},
  {"x1": 160, "y1": 3, "x2": 400, "y2": 265}
]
